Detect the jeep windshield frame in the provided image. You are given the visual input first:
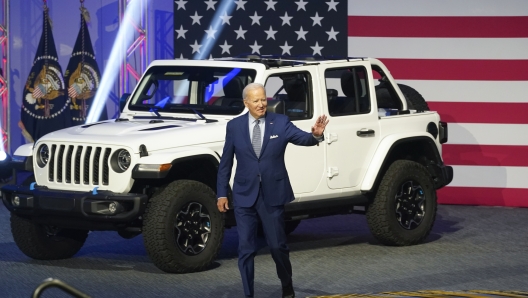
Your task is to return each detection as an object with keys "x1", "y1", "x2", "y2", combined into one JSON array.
[{"x1": 127, "y1": 65, "x2": 256, "y2": 116}]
